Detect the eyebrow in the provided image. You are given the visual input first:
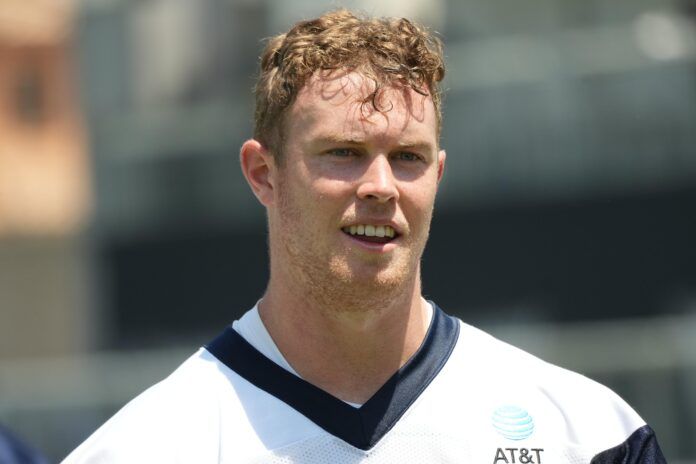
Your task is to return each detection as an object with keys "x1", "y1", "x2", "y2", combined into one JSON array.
[
  {"x1": 315, "y1": 135, "x2": 435, "y2": 151},
  {"x1": 314, "y1": 135, "x2": 364, "y2": 146}
]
